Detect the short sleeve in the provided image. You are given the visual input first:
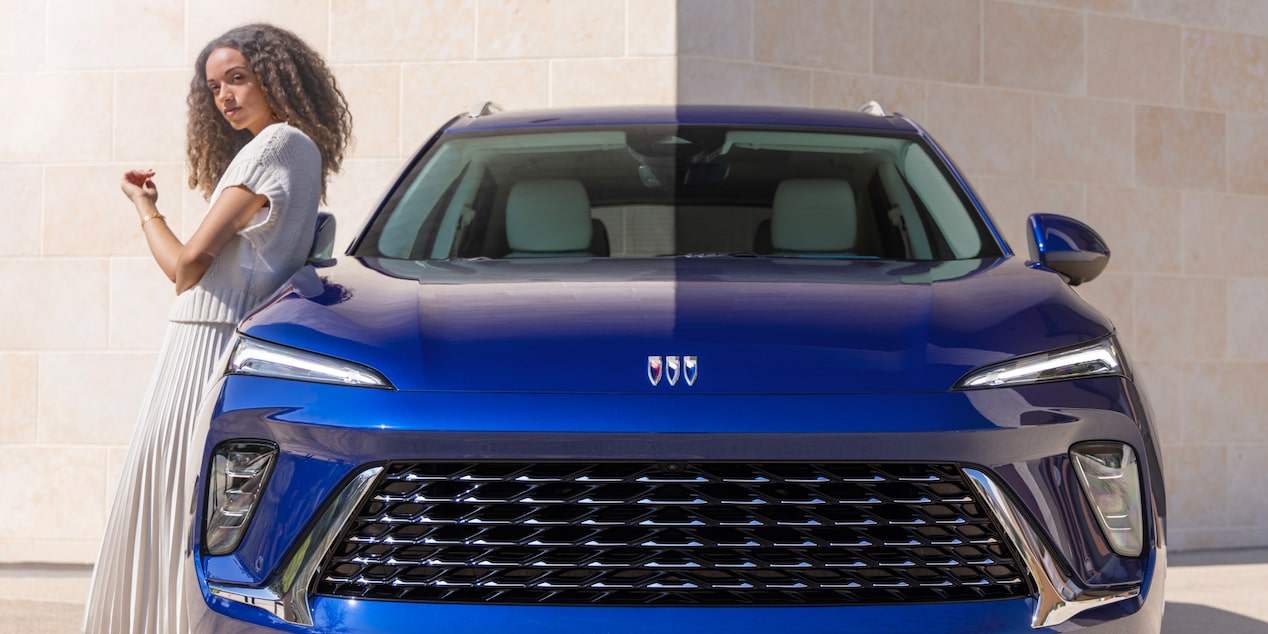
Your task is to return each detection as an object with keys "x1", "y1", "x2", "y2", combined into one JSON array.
[{"x1": 214, "y1": 127, "x2": 294, "y2": 236}]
